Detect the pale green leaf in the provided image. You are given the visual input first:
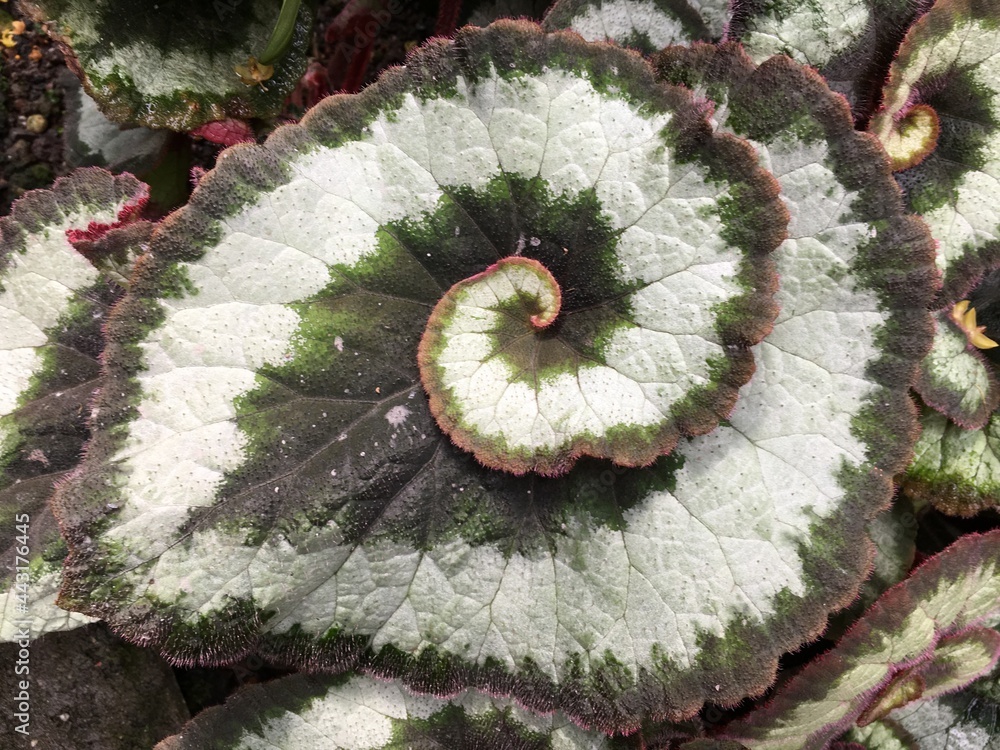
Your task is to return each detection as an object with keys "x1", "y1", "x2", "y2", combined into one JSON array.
[{"x1": 844, "y1": 720, "x2": 918, "y2": 750}]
